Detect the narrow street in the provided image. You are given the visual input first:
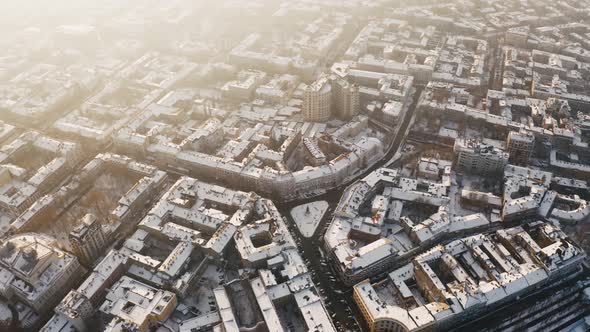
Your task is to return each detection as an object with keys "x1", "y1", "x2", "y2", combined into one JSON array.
[{"x1": 276, "y1": 86, "x2": 425, "y2": 330}]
